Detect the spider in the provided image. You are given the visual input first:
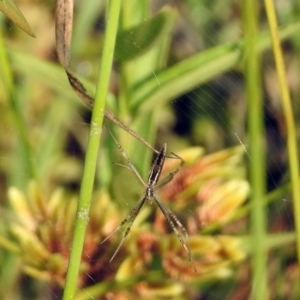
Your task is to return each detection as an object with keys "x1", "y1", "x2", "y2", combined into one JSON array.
[{"x1": 101, "y1": 128, "x2": 195, "y2": 269}]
